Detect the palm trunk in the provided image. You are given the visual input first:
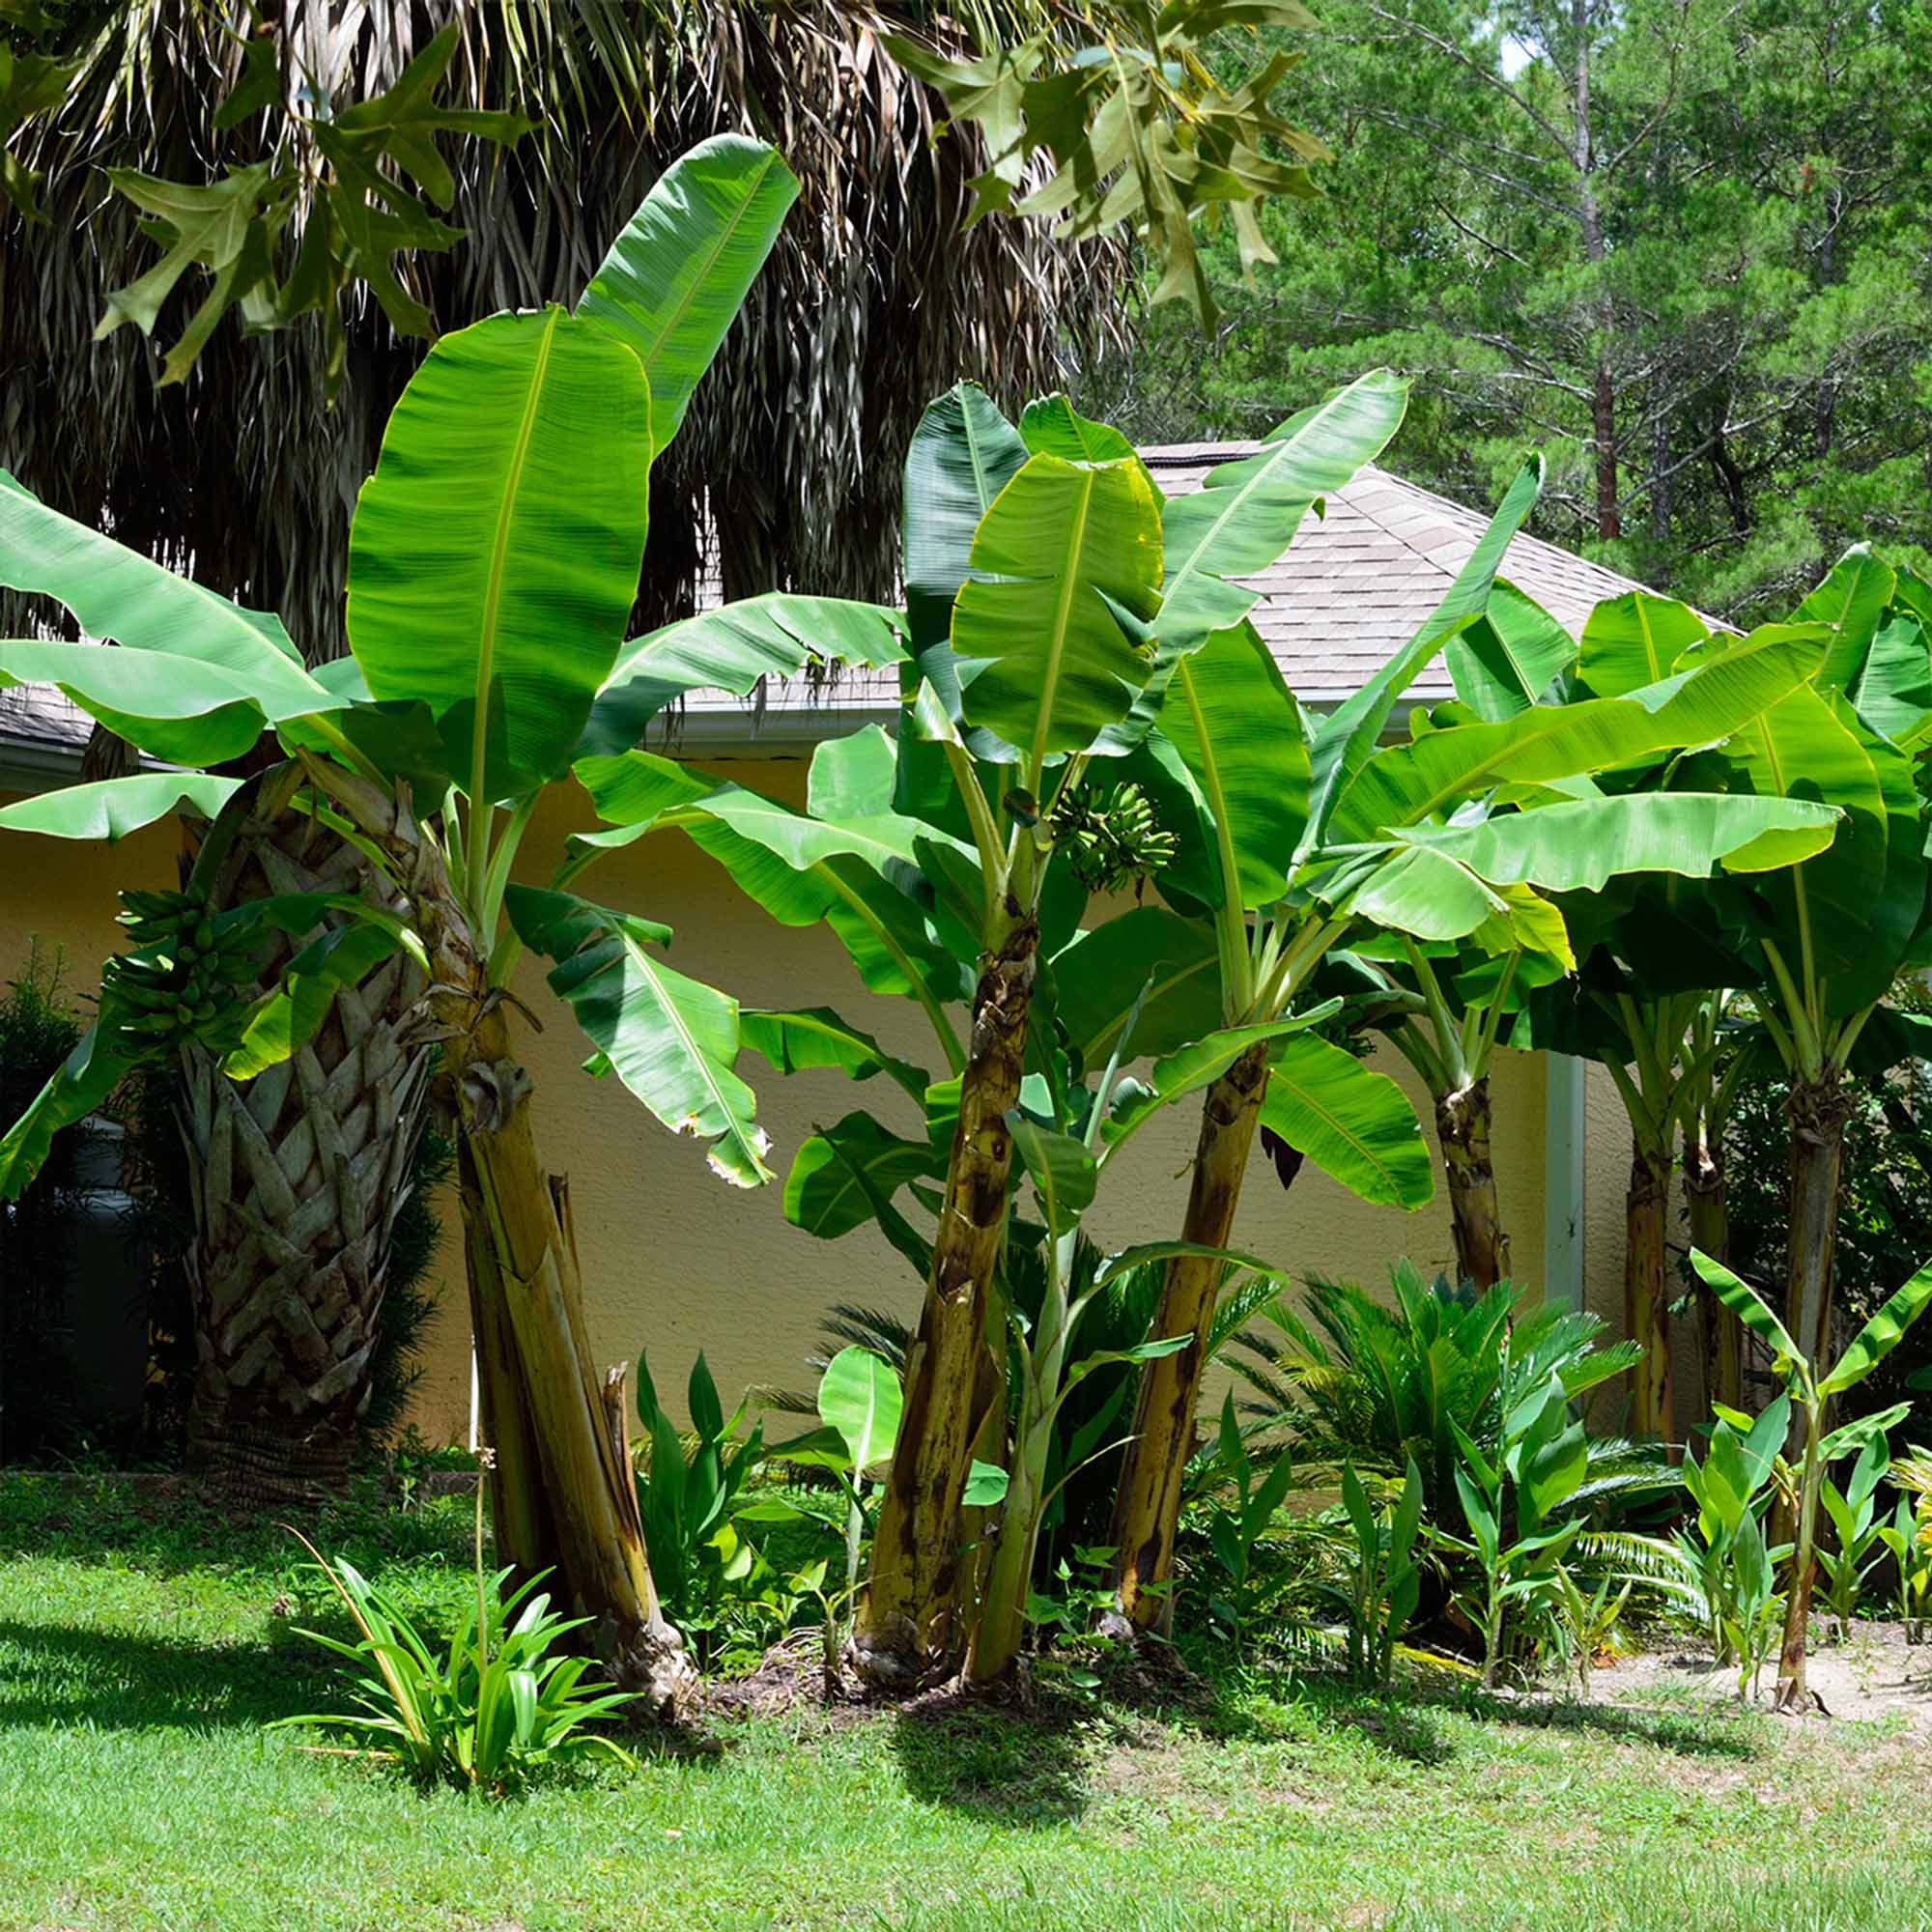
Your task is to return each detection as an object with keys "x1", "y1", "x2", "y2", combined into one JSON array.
[
  {"x1": 1108, "y1": 1040, "x2": 1269, "y2": 1632},
  {"x1": 179, "y1": 785, "x2": 436, "y2": 1505},
  {"x1": 1685, "y1": 1135, "x2": 1741, "y2": 1413},
  {"x1": 307, "y1": 759, "x2": 689, "y2": 1712},
  {"x1": 851, "y1": 917, "x2": 1037, "y2": 1688},
  {"x1": 1625, "y1": 1139, "x2": 1672, "y2": 1439},
  {"x1": 1435, "y1": 1078, "x2": 1510, "y2": 1289}
]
